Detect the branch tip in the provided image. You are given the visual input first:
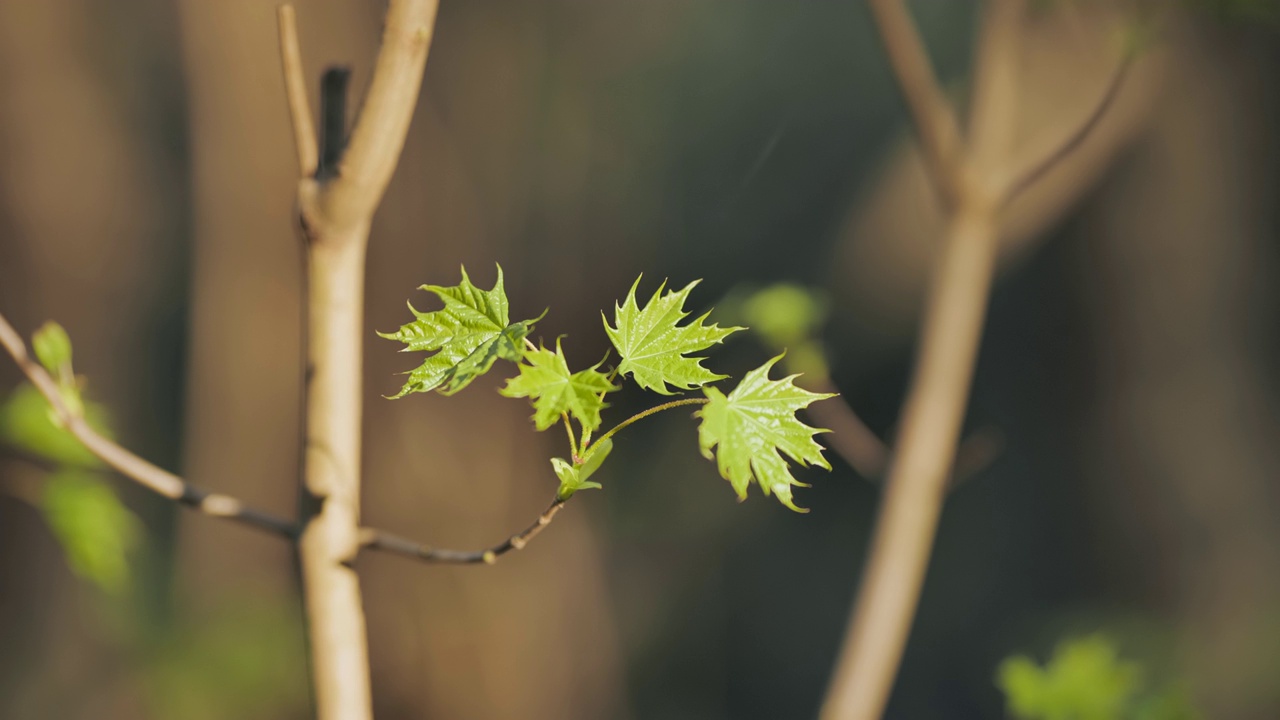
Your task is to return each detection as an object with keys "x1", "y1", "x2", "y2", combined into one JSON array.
[{"x1": 277, "y1": 4, "x2": 318, "y2": 177}]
